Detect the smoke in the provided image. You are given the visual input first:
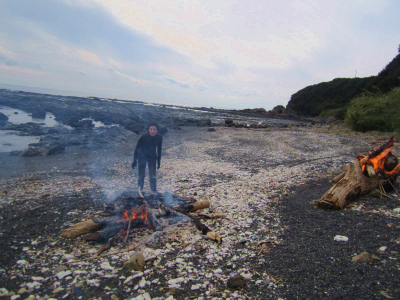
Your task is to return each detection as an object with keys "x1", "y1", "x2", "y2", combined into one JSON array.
[{"x1": 163, "y1": 187, "x2": 176, "y2": 206}]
